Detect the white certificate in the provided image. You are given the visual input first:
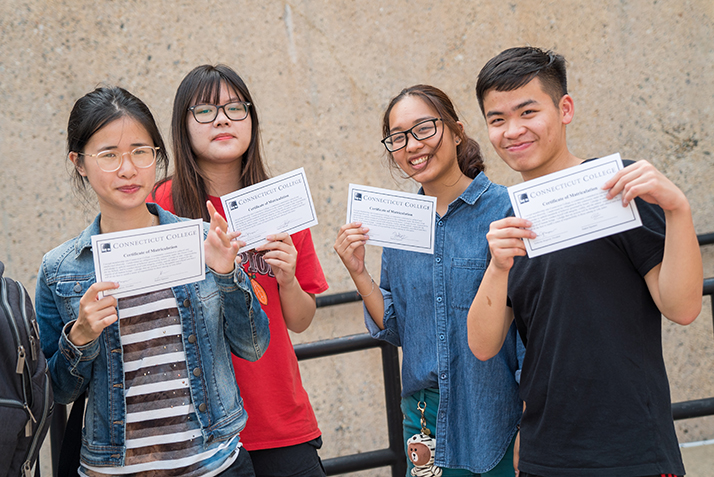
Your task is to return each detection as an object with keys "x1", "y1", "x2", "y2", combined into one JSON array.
[
  {"x1": 92, "y1": 219, "x2": 205, "y2": 298},
  {"x1": 220, "y1": 168, "x2": 318, "y2": 252},
  {"x1": 346, "y1": 184, "x2": 437, "y2": 254},
  {"x1": 508, "y1": 153, "x2": 642, "y2": 257}
]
